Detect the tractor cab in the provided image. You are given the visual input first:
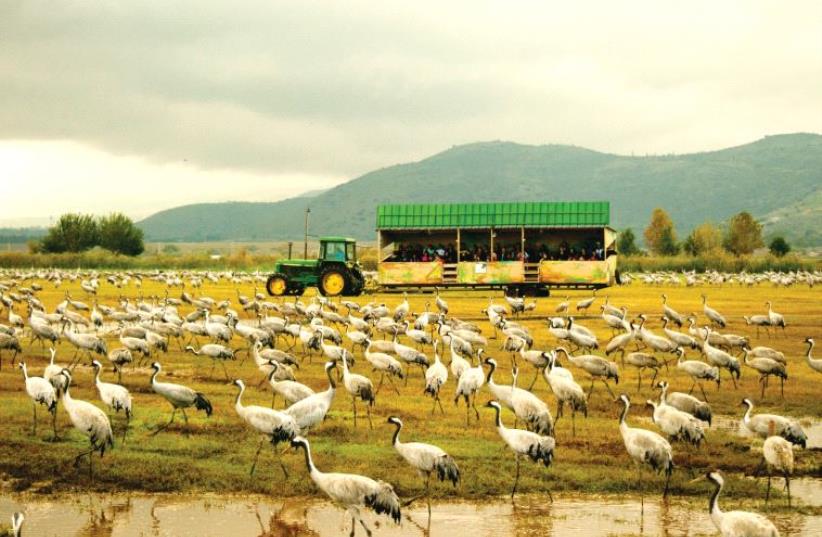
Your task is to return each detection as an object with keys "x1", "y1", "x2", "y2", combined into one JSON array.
[
  {"x1": 266, "y1": 236, "x2": 365, "y2": 297},
  {"x1": 319, "y1": 237, "x2": 357, "y2": 263}
]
